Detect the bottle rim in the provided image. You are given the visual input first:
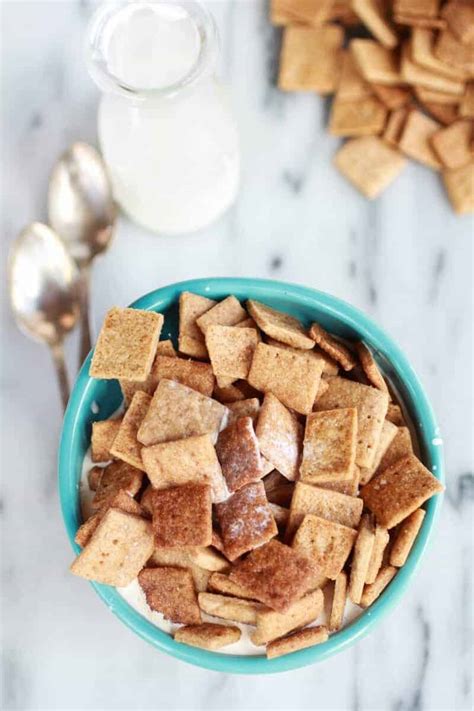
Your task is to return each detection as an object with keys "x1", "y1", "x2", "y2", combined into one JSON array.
[{"x1": 85, "y1": 0, "x2": 219, "y2": 100}]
